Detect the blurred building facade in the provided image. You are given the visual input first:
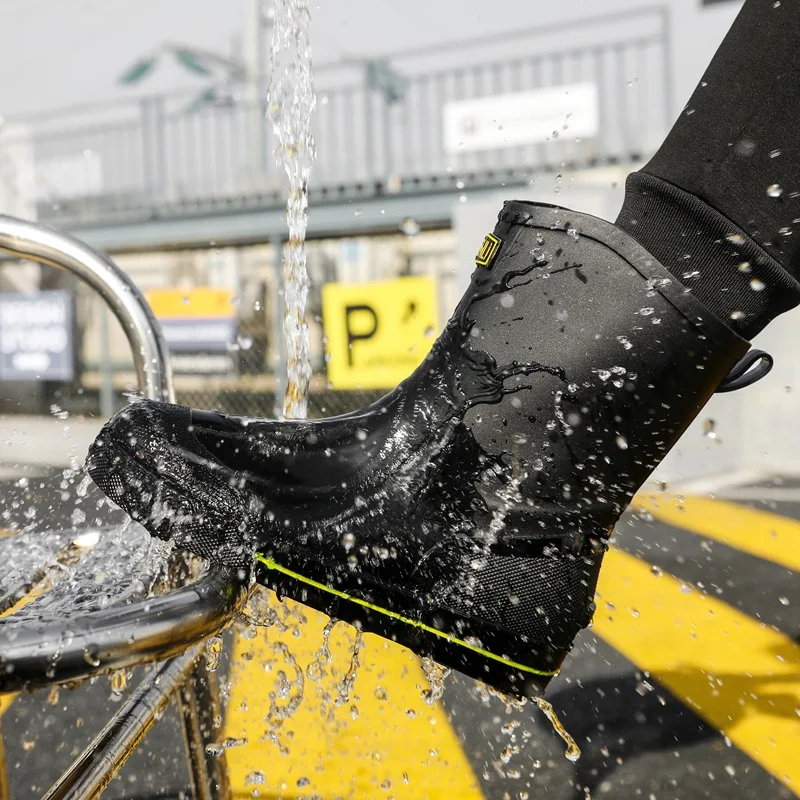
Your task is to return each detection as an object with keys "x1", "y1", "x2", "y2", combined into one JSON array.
[{"x1": 4, "y1": 0, "x2": 793, "y2": 482}]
